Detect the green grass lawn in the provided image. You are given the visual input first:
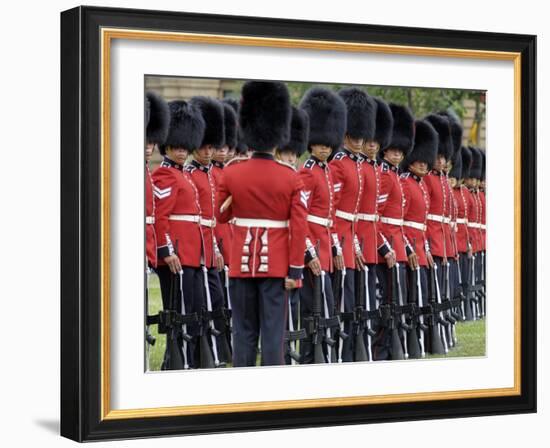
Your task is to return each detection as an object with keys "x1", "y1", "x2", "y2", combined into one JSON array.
[{"x1": 146, "y1": 273, "x2": 486, "y2": 370}]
